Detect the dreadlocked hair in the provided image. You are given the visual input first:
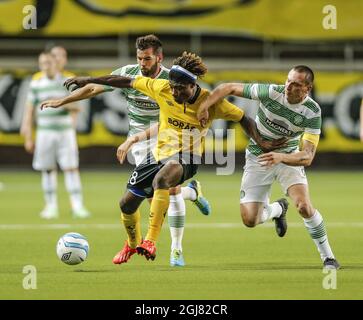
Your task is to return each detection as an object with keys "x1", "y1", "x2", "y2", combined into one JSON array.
[{"x1": 173, "y1": 51, "x2": 207, "y2": 78}]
